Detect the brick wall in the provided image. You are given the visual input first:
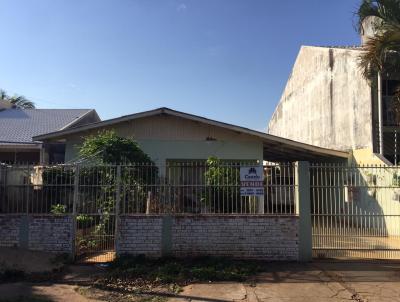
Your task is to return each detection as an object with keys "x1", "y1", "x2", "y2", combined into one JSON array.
[
  {"x1": 0, "y1": 215, "x2": 21, "y2": 247},
  {"x1": 0, "y1": 214, "x2": 74, "y2": 254},
  {"x1": 117, "y1": 215, "x2": 299, "y2": 261},
  {"x1": 117, "y1": 216, "x2": 163, "y2": 257},
  {"x1": 172, "y1": 216, "x2": 298, "y2": 260},
  {"x1": 28, "y1": 215, "x2": 74, "y2": 253}
]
